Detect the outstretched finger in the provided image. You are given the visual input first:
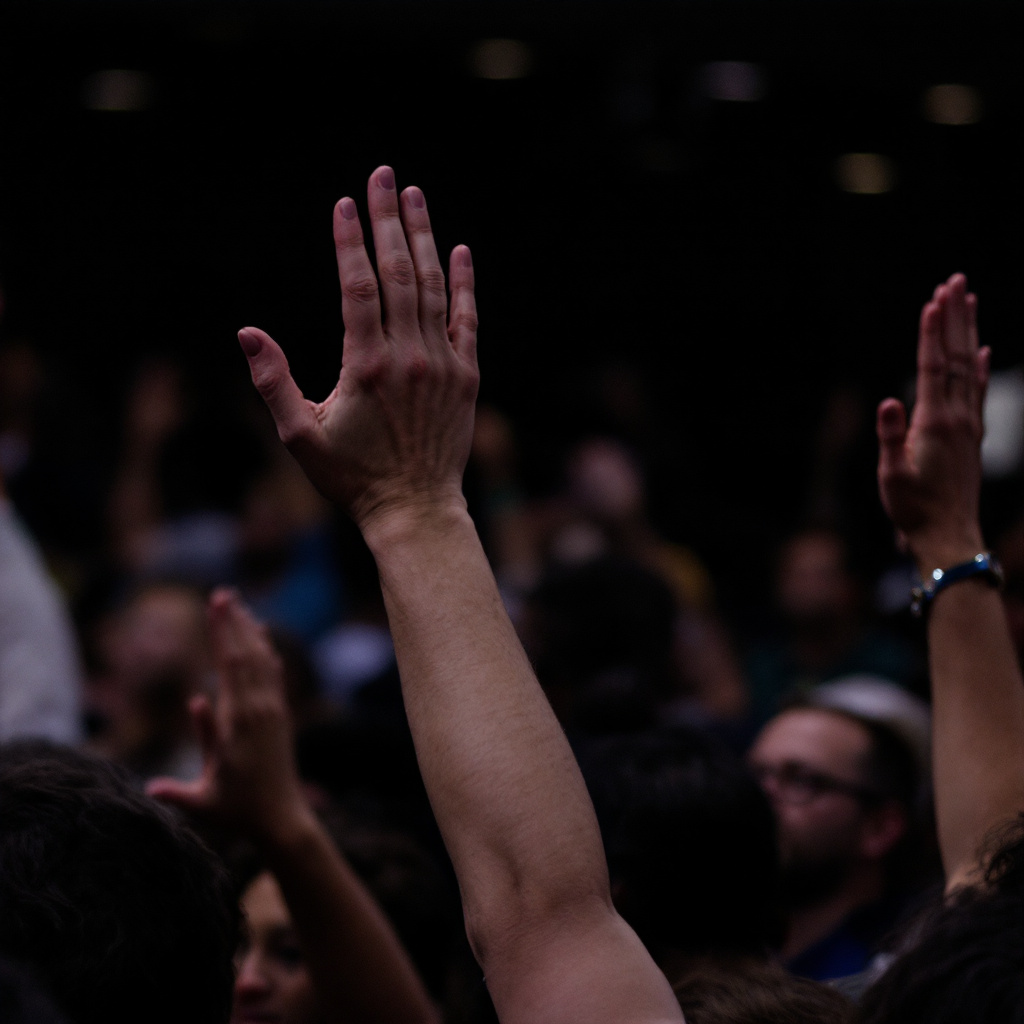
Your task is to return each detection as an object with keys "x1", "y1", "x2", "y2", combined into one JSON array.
[
  {"x1": 400, "y1": 186, "x2": 449, "y2": 350},
  {"x1": 366, "y1": 166, "x2": 420, "y2": 338},
  {"x1": 942, "y1": 274, "x2": 974, "y2": 405},
  {"x1": 448, "y1": 245, "x2": 479, "y2": 366},
  {"x1": 916, "y1": 299, "x2": 945, "y2": 412},
  {"x1": 239, "y1": 328, "x2": 319, "y2": 450},
  {"x1": 208, "y1": 590, "x2": 278, "y2": 701},
  {"x1": 333, "y1": 196, "x2": 385, "y2": 358}
]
